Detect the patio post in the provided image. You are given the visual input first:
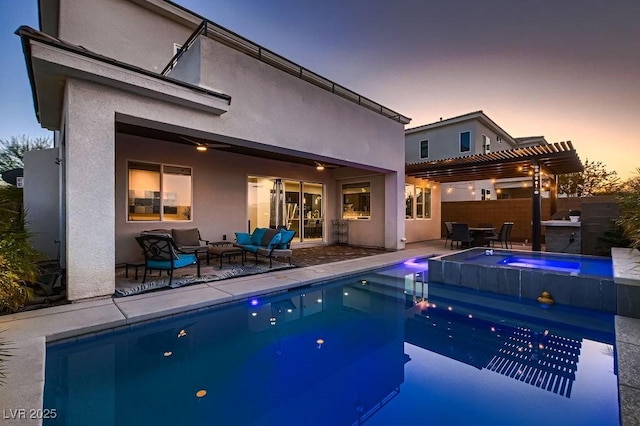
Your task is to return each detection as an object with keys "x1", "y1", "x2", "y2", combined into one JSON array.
[{"x1": 531, "y1": 161, "x2": 542, "y2": 251}]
